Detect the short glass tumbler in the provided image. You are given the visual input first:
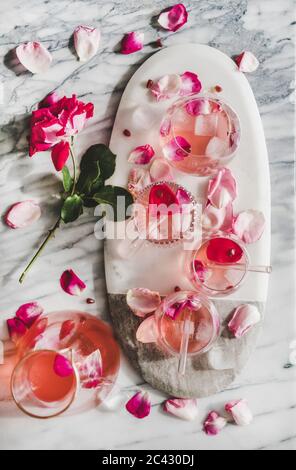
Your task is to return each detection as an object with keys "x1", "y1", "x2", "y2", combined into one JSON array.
[{"x1": 160, "y1": 95, "x2": 241, "y2": 176}]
